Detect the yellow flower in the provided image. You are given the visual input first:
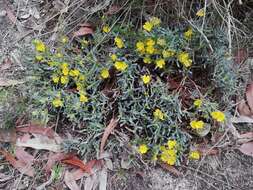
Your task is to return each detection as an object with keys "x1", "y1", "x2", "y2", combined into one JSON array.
[
  {"x1": 76, "y1": 82, "x2": 83, "y2": 91},
  {"x1": 150, "y1": 17, "x2": 161, "y2": 26},
  {"x1": 184, "y1": 28, "x2": 193, "y2": 40},
  {"x1": 162, "y1": 49, "x2": 175, "y2": 58},
  {"x1": 153, "y1": 108, "x2": 165, "y2": 120},
  {"x1": 69, "y1": 69, "x2": 80, "y2": 77},
  {"x1": 177, "y1": 52, "x2": 192, "y2": 67},
  {"x1": 35, "y1": 55, "x2": 43, "y2": 61},
  {"x1": 167, "y1": 140, "x2": 177, "y2": 149},
  {"x1": 189, "y1": 150, "x2": 200, "y2": 160},
  {"x1": 102, "y1": 25, "x2": 110, "y2": 33},
  {"x1": 194, "y1": 99, "x2": 202, "y2": 108},
  {"x1": 100, "y1": 68, "x2": 110, "y2": 79},
  {"x1": 155, "y1": 59, "x2": 166, "y2": 69},
  {"x1": 211, "y1": 111, "x2": 225, "y2": 122},
  {"x1": 114, "y1": 61, "x2": 128, "y2": 71},
  {"x1": 143, "y1": 56, "x2": 151, "y2": 64},
  {"x1": 79, "y1": 74, "x2": 85, "y2": 81},
  {"x1": 52, "y1": 75, "x2": 59, "y2": 83},
  {"x1": 146, "y1": 38, "x2": 155, "y2": 46},
  {"x1": 161, "y1": 149, "x2": 177, "y2": 165},
  {"x1": 136, "y1": 41, "x2": 145, "y2": 53},
  {"x1": 52, "y1": 98, "x2": 63, "y2": 108},
  {"x1": 34, "y1": 40, "x2": 46, "y2": 52},
  {"x1": 80, "y1": 93, "x2": 88, "y2": 103},
  {"x1": 166, "y1": 156, "x2": 177, "y2": 165},
  {"x1": 157, "y1": 38, "x2": 166, "y2": 46},
  {"x1": 190, "y1": 120, "x2": 204, "y2": 129},
  {"x1": 60, "y1": 76, "x2": 68, "y2": 85},
  {"x1": 62, "y1": 67, "x2": 69, "y2": 76},
  {"x1": 143, "y1": 21, "x2": 153, "y2": 32},
  {"x1": 141, "y1": 75, "x2": 151, "y2": 85},
  {"x1": 56, "y1": 53, "x2": 63, "y2": 58},
  {"x1": 110, "y1": 54, "x2": 117, "y2": 61},
  {"x1": 61, "y1": 36, "x2": 68, "y2": 43},
  {"x1": 114, "y1": 37, "x2": 124, "y2": 48},
  {"x1": 138, "y1": 144, "x2": 148, "y2": 154},
  {"x1": 146, "y1": 45, "x2": 155, "y2": 54},
  {"x1": 196, "y1": 8, "x2": 205, "y2": 17}
]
